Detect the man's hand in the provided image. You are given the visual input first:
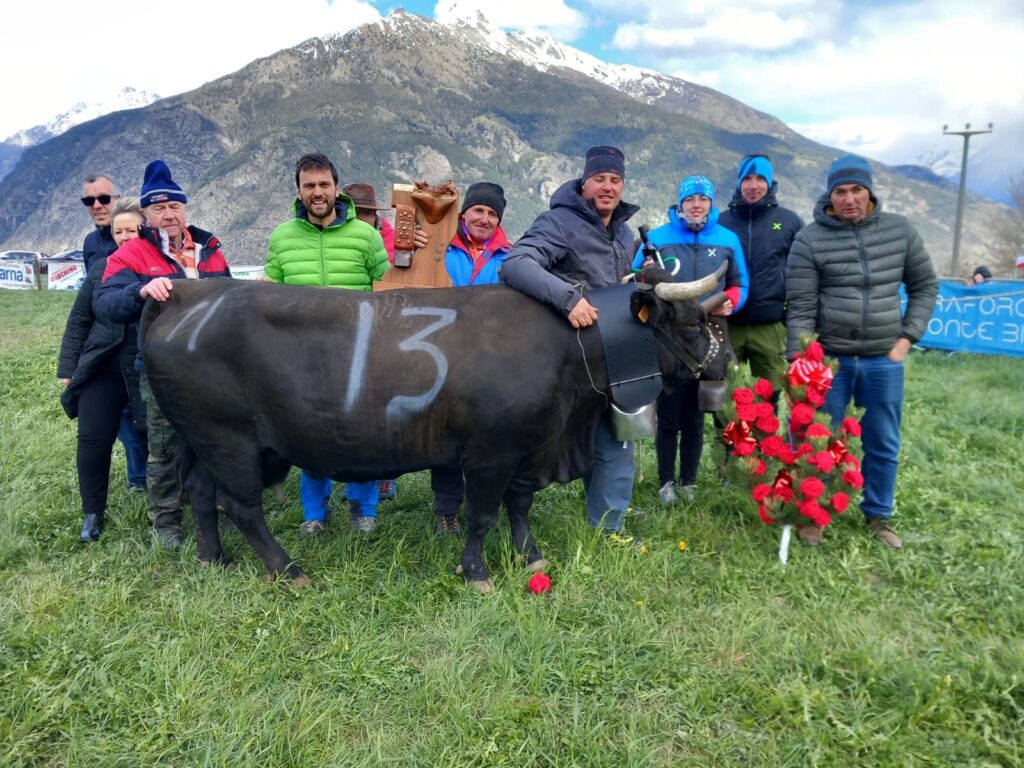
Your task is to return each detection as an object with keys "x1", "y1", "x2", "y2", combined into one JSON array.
[
  {"x1": 568, "y1": 298, "x2": 599, "y2": 329},
  {"x1": 140, "y1": 277, "x2": 174, "y2": 302},
  {"x1": 61, "y1": 378, "x2": 70, "y2": 388},
  {"x1": 887, "y1": 337, "x2": 912, "y2": 361},
  {"x1": 710, "y1": 298, "x2": 734, "y2": 317},
  {"x1": 413, "y1": 228, "x2": 429, "y2": 249}
]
